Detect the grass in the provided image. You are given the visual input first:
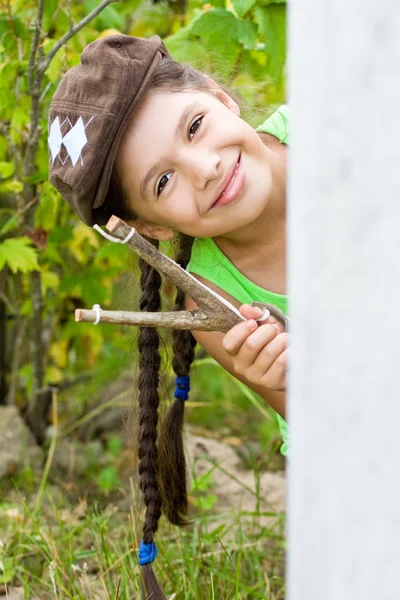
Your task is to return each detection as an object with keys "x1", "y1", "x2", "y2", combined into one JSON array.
[
  {"x1": 1, "y1": 476, "x2": 285, "y2": 599},
  {"x1": 0, "y1": 355, "x2": 286, "y2": 599}
]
